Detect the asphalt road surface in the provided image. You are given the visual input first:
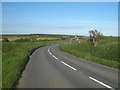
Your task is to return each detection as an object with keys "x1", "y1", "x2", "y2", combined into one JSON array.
[{"x1": 18, "y1": 44, "x2": 118, "y2": 89}]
